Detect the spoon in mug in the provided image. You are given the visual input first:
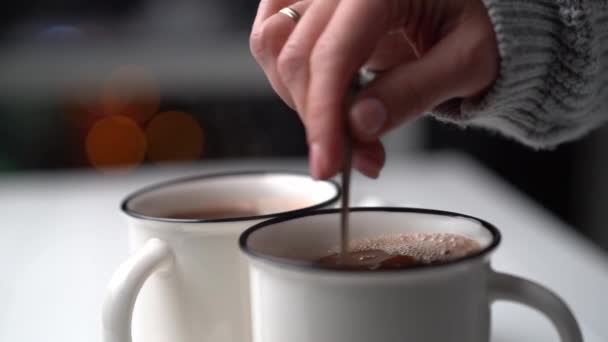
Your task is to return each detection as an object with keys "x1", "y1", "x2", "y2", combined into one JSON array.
[{"x1": 339, "y1": 68, "x2": 379, "y2": 260}]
